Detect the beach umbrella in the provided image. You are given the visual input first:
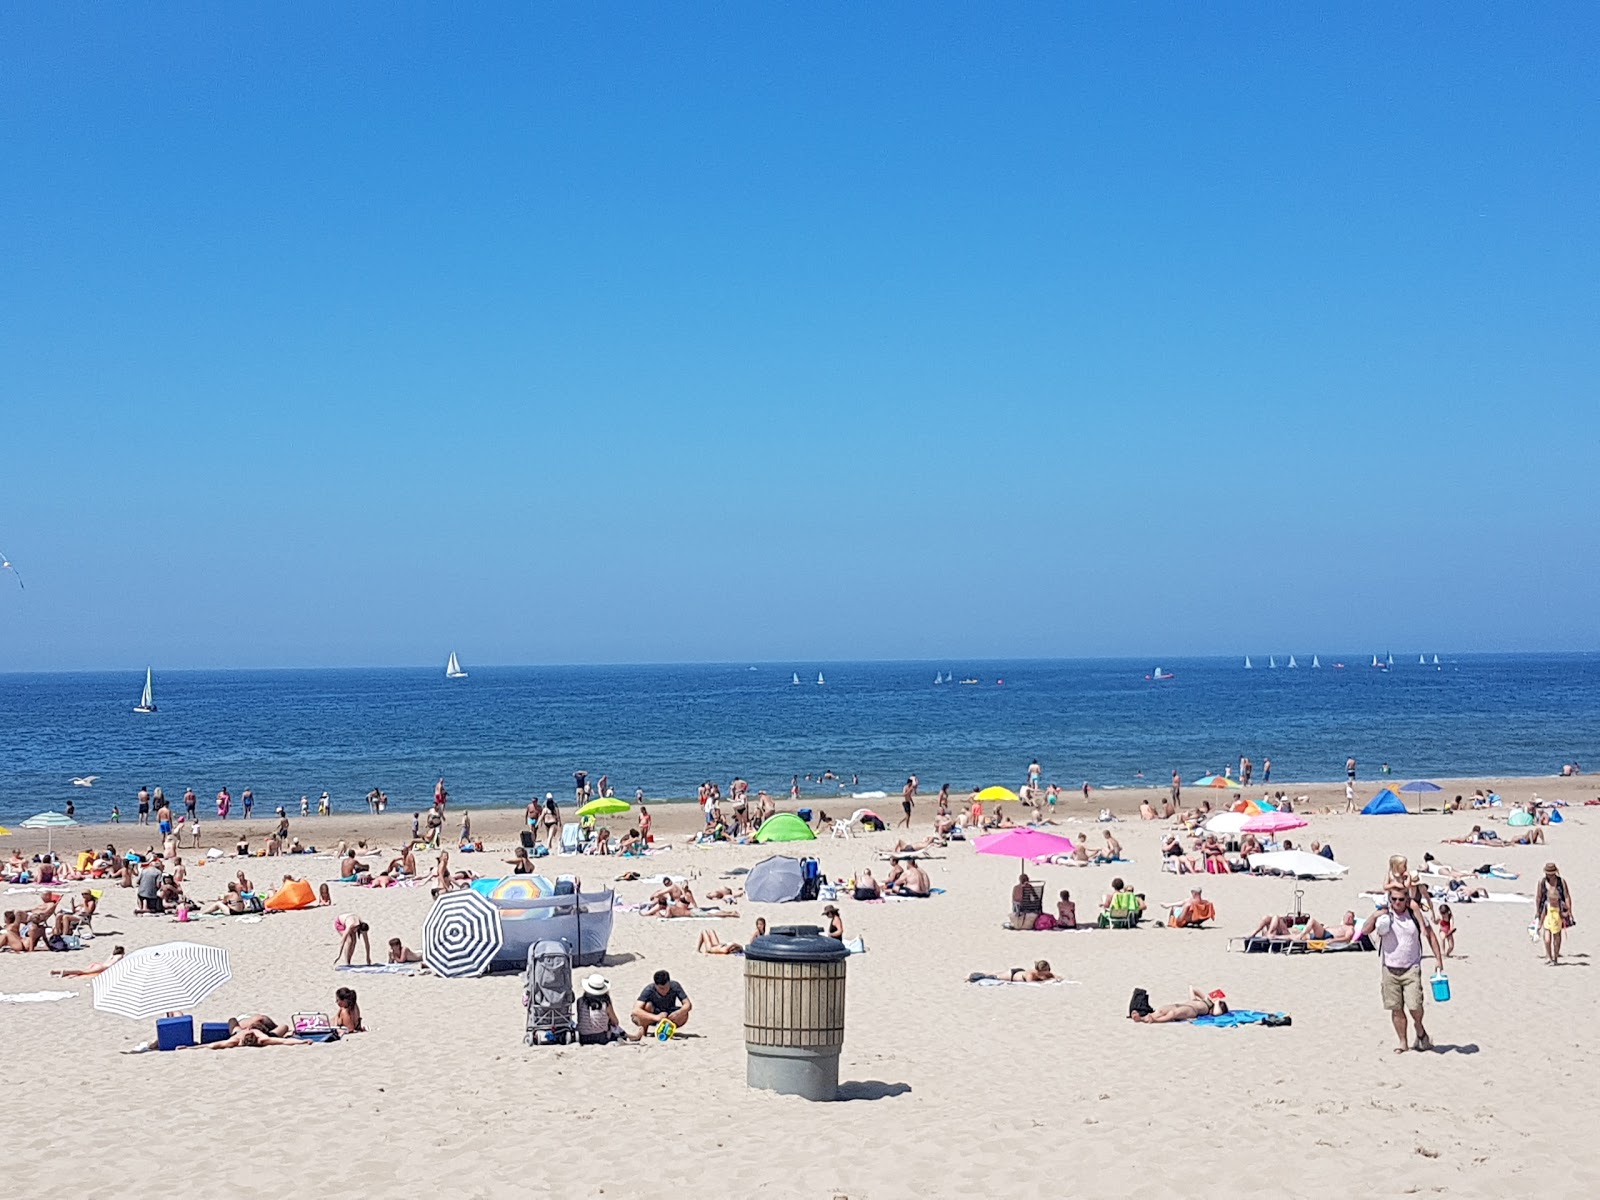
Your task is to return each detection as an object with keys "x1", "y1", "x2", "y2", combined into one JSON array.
[
  {"x1": 1246, "y1": 850, "x2": 1348, "y2": 880},
  {"x1": 21, "y1": 810, "x2": 77, "y2": 853},
  {"x1": 974, "y1": 786, "x2": 1019, "y2": 803},
  {"x1": 91, "y1": 941, "x2": 231, "y2": 1020},
  {"x1": 1398, "y1": 780, "x2": 1442, "y2": 813},
  {"x1": 575, "y1": 797, "x2": 630, "y2": 818},
  {"x1": 973, "y1": 828, "x2": 1078, "y2": 867},
  {"x1": 0, "y1": 825, "x2": 10, "y2": 836},
  {"x1": 1203, "y1": 812, "x2": 1248, "y2": 835},
  {"x1": 1242, "y1": 812, "x2": 1307, "y2": 833},
  {"x1": 754, "y1": 813, "x2": 816, "y2": 843},
  {"x1": 1192, "y1": 776, "x2": 1243, "y2": 789},
  {"x1": 422, "y1": 889, "x2": 504, "y2": 978}
]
